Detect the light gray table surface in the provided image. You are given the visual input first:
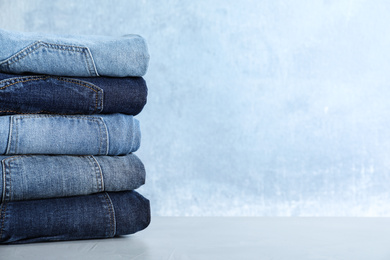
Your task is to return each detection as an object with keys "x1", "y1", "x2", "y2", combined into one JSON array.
[{"x1": 1, "y1": 217, "x2": 390, "y2": 260}]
